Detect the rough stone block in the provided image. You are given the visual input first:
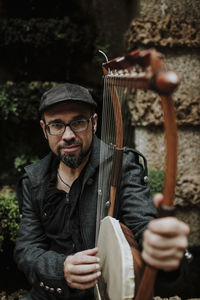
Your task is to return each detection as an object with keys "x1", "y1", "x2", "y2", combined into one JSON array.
[
  {"x1": 175, "y1": 208, "x2": 200, "y2": 247},
  {"x1": 127, "y1": 50, "x2": 200, "y2": 127},
  {"x1": 135, "y1": 127, "x2": 200, "y2": 207},
  {"x1": 138, "y1": 0, "x2": 200, "y2": 19}
]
